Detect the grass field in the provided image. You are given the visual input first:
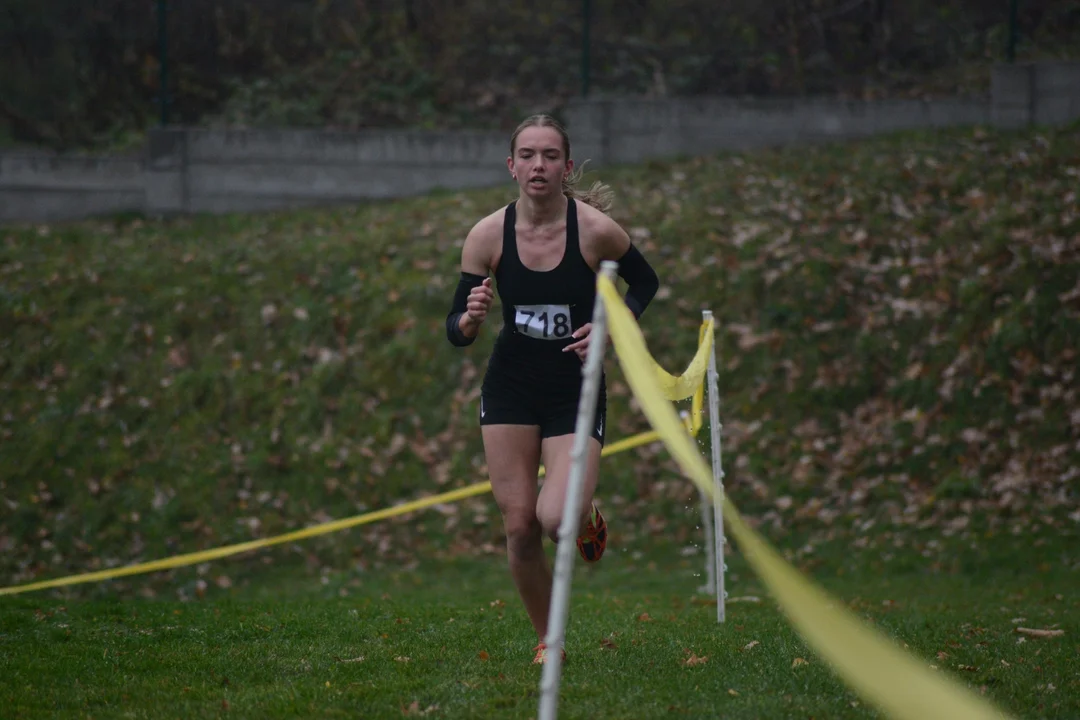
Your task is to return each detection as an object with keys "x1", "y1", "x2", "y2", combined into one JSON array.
[
  {"x1": 4, "y1": 522, "x2": 1080, "y2": 719},
  {"x1": 3, "y1": 525, "x2": 1078, "y2": 719},
  {"x1": 2, "y1": 121, "x2": 1078, "y2": 717}
]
